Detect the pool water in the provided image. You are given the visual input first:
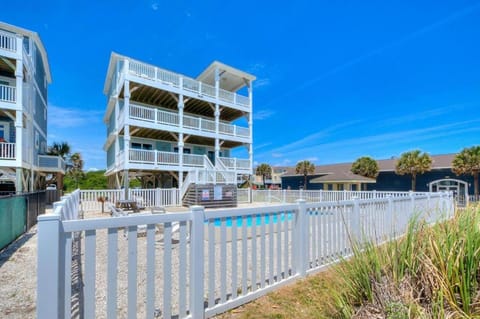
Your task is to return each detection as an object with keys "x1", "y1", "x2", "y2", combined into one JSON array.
[{"x1": 211, "y1": 212, "x2": 294, "y2": 227}]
